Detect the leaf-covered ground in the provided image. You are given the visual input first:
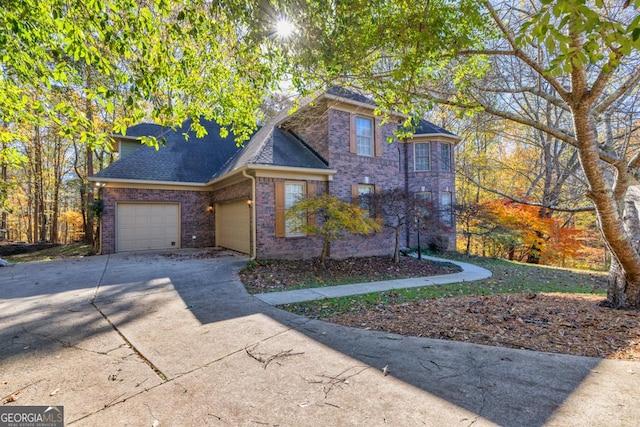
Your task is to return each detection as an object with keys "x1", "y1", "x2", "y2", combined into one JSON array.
[
  {"x1": 321, "y1": 292, "x2": 640, "y2": 361},
  {"x1": 239, "y1": 256, "x2": 461, "y2": 293},
  {"x1": 240, "y1": 255, "x2": 640, "y2": 361}
]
